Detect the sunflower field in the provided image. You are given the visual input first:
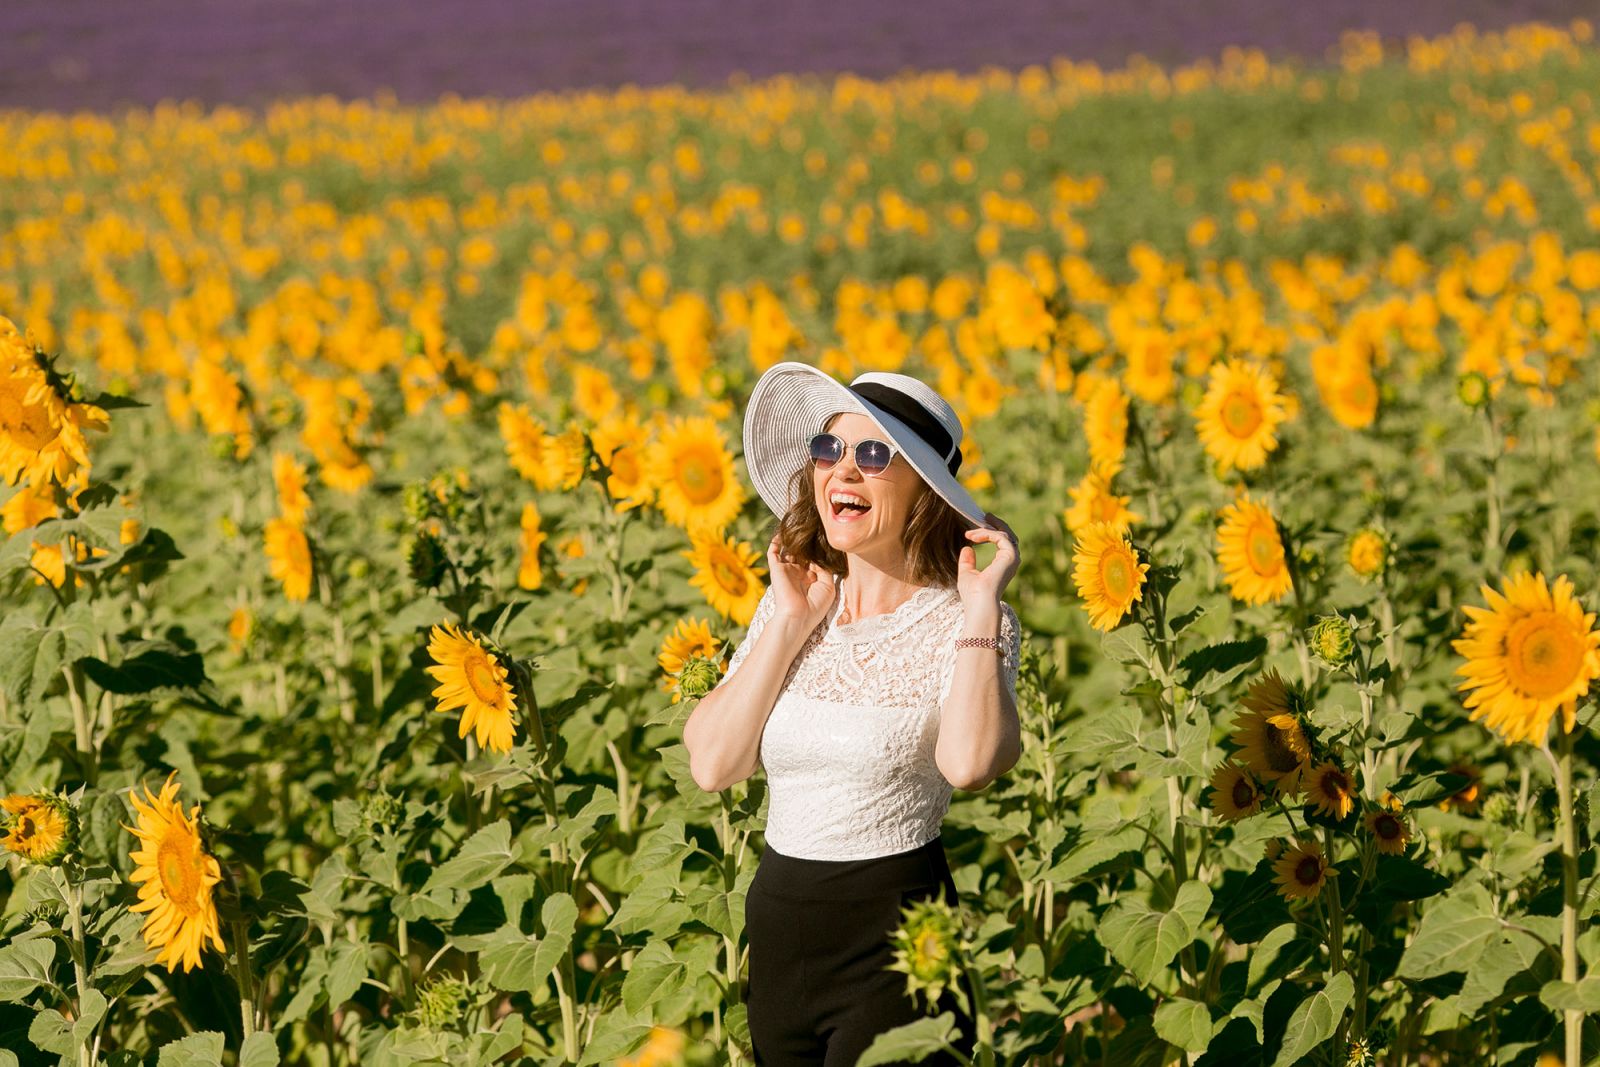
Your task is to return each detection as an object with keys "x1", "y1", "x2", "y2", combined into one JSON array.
[{"x1": 4, "y1": 17, "x2": 1600, "y2": 1066}]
